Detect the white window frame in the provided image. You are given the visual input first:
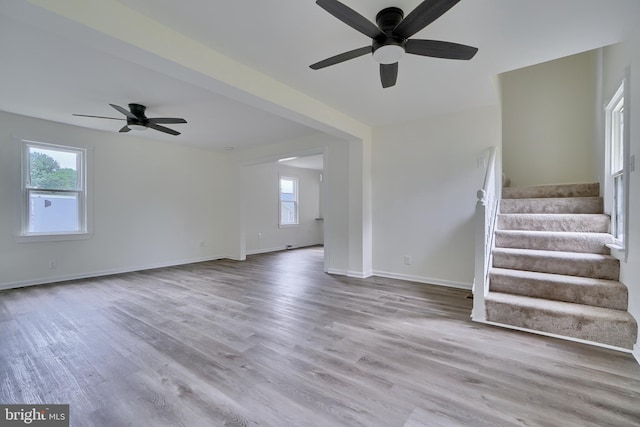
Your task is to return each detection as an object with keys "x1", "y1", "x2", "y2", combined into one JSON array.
[
  {"x1": 279, "y1": 175, "x2": 299, "y2": 227},
  {"x1": 16, "y1": 139, "x2": 91, "y2": 242},
  {"x1": 604, "y1": 75, "x2": 630, "y2": 257}
]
